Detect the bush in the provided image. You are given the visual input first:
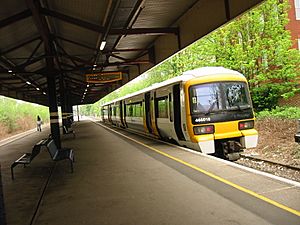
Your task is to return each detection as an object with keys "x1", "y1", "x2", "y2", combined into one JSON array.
[
  {"x1": 0, "y1": 96, "x2": 49, "y2": 134},
  {"x1": 256, "y1": 106, "x2": 300, "y2": 119},
  {"x1": 251, "y1": 85, "x2": 282, "y2": 111}
]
